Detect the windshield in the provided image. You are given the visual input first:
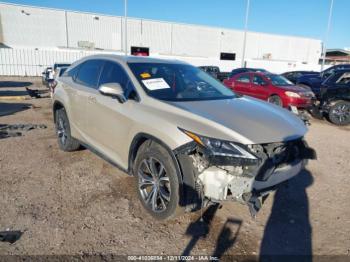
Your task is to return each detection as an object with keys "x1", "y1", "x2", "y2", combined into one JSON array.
[
  {"x1": 266, "y1": 74, "x2": 294, "y2": 86},
  {"x1": 128, "y1": 63, "x2": 235, "y2": 101}
]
